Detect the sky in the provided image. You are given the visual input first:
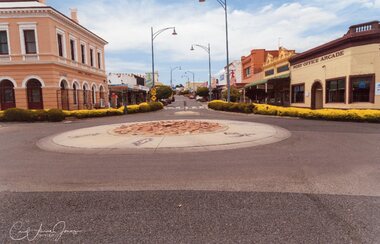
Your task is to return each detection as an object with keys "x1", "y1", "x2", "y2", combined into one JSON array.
[{"x1": 49, "y1": 0, "x2": 380, "y2": 86}]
